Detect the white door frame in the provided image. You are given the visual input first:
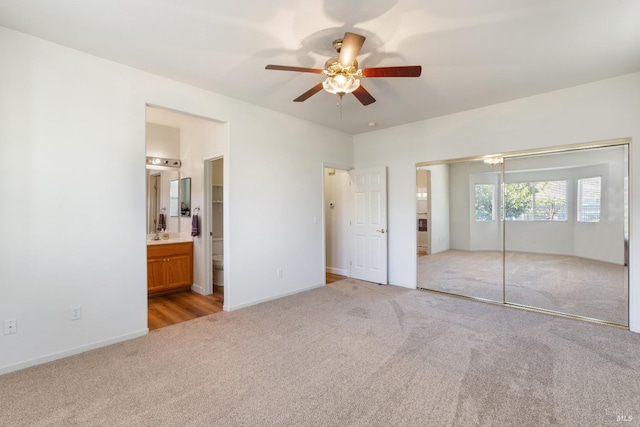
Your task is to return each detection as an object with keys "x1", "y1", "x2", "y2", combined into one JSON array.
[{"x1": 203, "y1": 155, "x2": 224, "y2": 296}]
